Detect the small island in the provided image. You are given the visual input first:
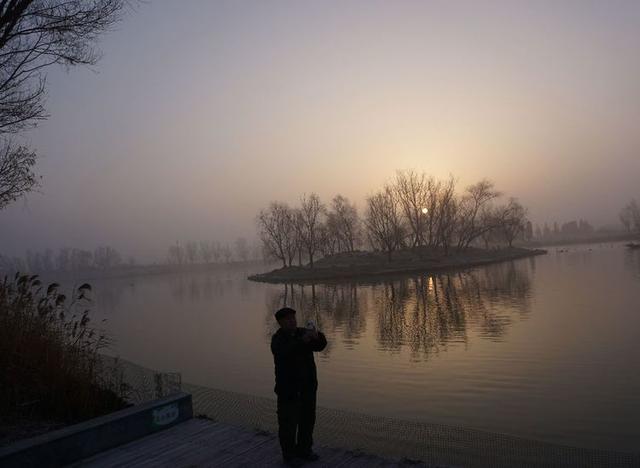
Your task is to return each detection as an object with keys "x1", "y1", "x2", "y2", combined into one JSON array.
[{"x1": 248, "y1": 246, "x2": 547, "y2": 283}]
